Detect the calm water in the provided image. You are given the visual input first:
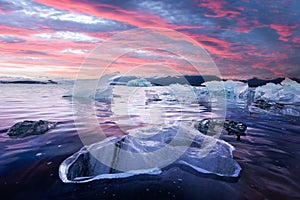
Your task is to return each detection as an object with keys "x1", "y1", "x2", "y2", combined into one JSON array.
[{"x1": 0, "y1": 84, "x2": 299, "y2": 200}]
